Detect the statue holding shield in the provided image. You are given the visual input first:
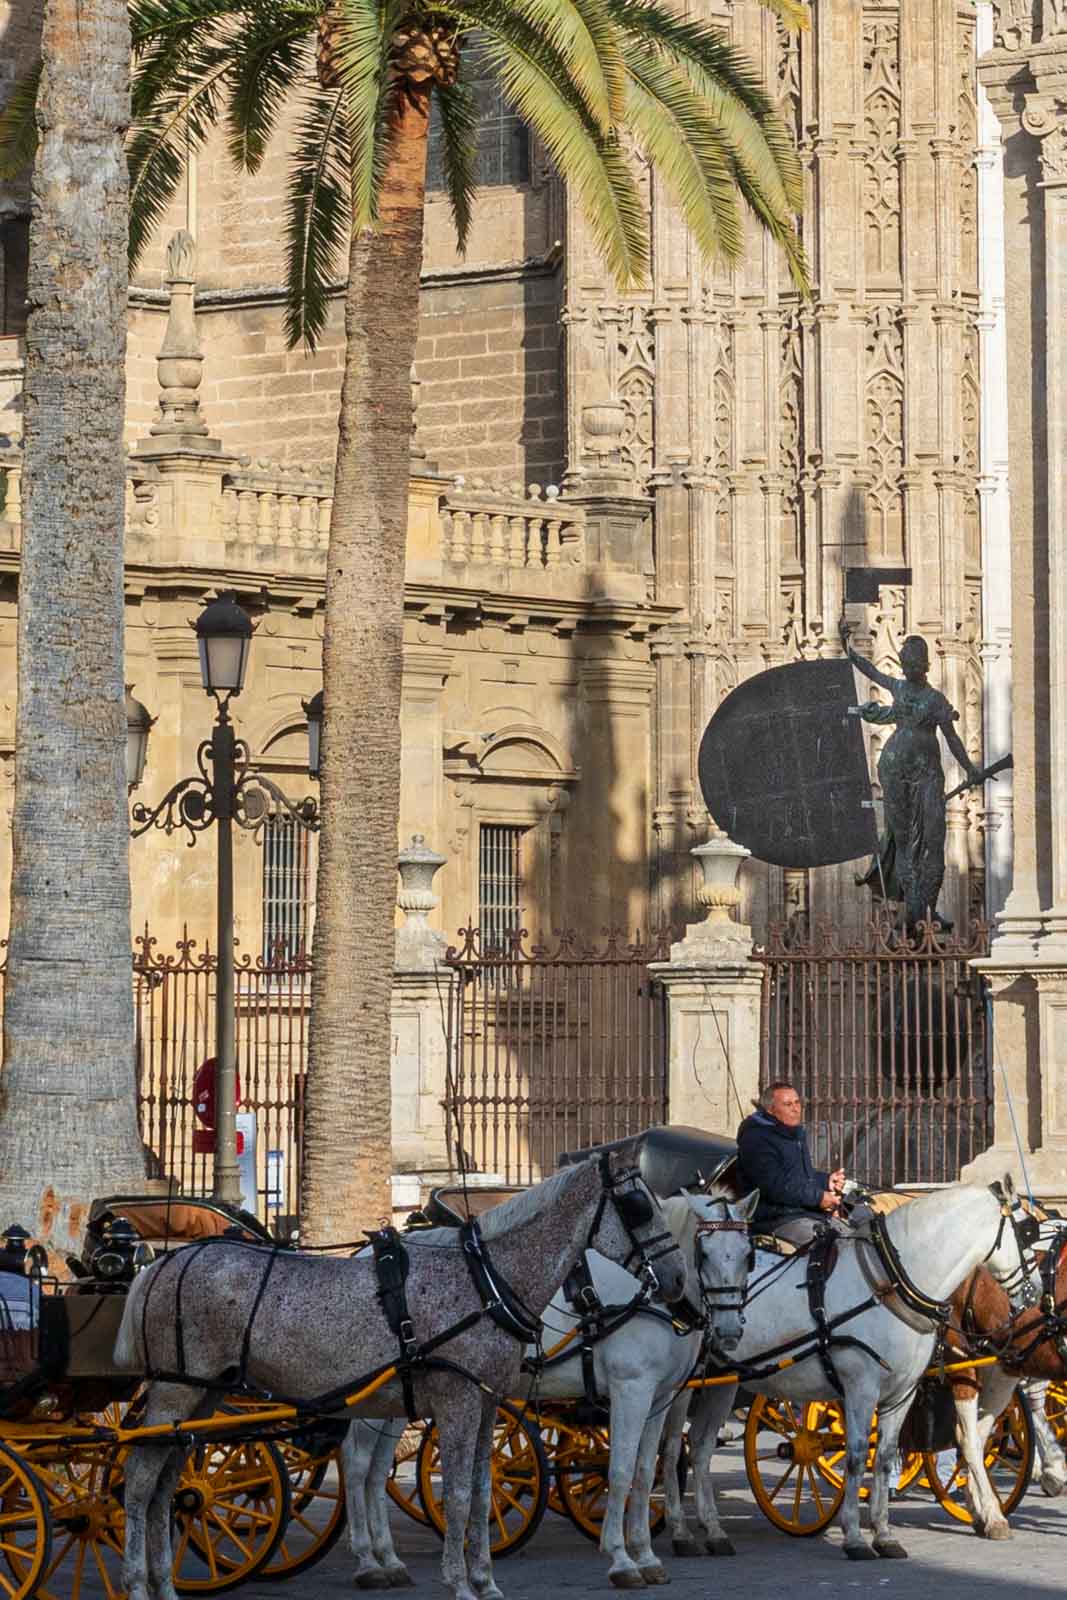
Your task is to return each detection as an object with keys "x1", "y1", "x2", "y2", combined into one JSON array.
[{"x1": 839, "y1": 622, "x2": 982, "y2": 931}]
